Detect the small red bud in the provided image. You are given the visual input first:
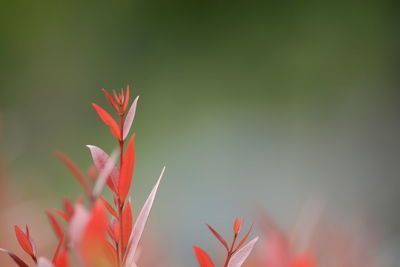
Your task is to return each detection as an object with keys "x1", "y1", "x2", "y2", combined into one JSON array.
[{"x1": 233, "y1": 217, "x2": 244, "y2": 235}]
